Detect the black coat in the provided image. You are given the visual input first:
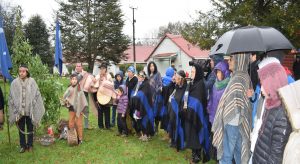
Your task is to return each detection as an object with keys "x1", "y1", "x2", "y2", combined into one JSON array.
[
  {"x1": 252, "y1": 106, "x2": 292, "y2": 164},
  {"x1": 0, "y1": 87, "x2": 4, "y2": 110},
  {"x1": 248, "y1": 60, "x2": 260, "y2": 90},
  {"x1": 293, "y1": 61, "x2": 300, "y2": 80},
  {"x1": 126, "y1": 76, "x2": 138, "y2": 100}
]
